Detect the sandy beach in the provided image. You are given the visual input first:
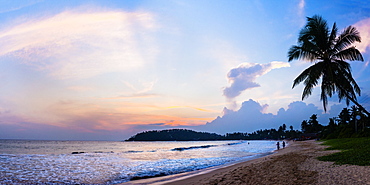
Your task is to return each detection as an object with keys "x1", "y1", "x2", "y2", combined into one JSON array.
[{"x1": 123, "y1": 140, "x2": 370, "y2": 185}]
